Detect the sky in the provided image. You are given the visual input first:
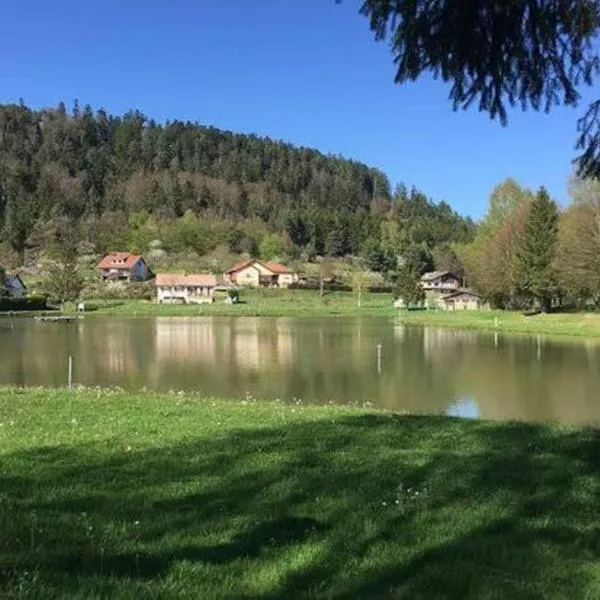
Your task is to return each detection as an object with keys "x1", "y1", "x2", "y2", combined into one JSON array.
[{"x1": 1, "y1": 0, "x2": 594, "y2": 219}]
